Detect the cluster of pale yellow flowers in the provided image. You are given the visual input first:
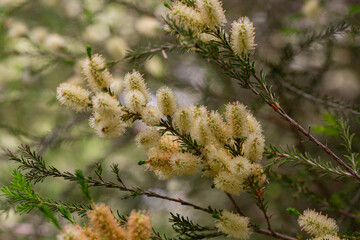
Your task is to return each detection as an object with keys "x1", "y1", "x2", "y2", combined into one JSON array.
[
  {"x1": 57, "y1": 203, "x2": 152, "y2": 240},
  {"x1": 167, "y1": 0, "x2": 256, "y2": 55},
  {"x1": 138, "y1": 100, "x2": 266, "y2": 191},
  {"x1": 298, "y1": 209, "x2": 341, "y2": 240},
  {"x1": 215, "y1": 210, "x2": 251, "y2": 239},
  {"x1": 56, "y1": 52, "x2": 265, "y2": 239},
  {"x1": 6, "y1": 19, "x2": 66, "y2": 51}
]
